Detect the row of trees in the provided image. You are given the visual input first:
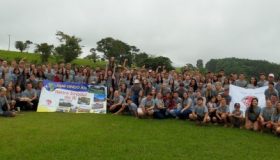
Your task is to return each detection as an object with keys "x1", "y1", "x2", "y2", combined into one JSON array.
[{"x1": 14, "y1": 32, "x2": 174, "y2": 70}]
